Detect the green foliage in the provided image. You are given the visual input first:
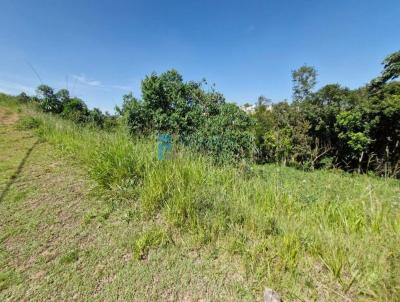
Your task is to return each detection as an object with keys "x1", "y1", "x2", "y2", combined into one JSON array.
[
  {"x1": 17, "y1": 92, "x2": 31, "y2": 103},
  {"x1": 292, "y1": 65, "x2": 317, "y2": 102},
  {"x1": 89, "y1": 133, "x2": 152, "y2": 189},
  {"x1": 32, "y1": 111, "x2": 400, "y2": 301},
  {"x1": 0, "y1": 270, "x2": 22, "y2": 291},
  {"x1": 252, "y1": 51, "x2": 400, "y2": 176},
  {"x1": 36, "y1": 85, "x2": 63, "y2": 113},
  {"x1": 336, "y1": 111, "x2": 370, "y2": 153},
  {"x1": 17, "y1": 116, "x2": 42, "y2": 130},
  {"x1": 32, "y1": 85, "x2": 118, "y2": 129},
  {"x1": 61, "y1": 97, "x2": 89, "y2": 123},
  {"x1": 186, "y1": 103, "x2": 255, "y2": 163},
  {"x1": 254, "y1": 102, "x2": 311, "y2": 166},
  {"x1": 59, "y1": 249, "x2": 79, "y2": 264},
  {"x1": 124, "y1": 70, "x2": 255, "y2": 163},
  {"x1": 17, "y1": 50, "x2": 400, "y2": 176},
  {"x1": 132, "y1": 227, "x2": 170, "y2": 260},
  {"x1": 369, "y1": 50, "x2": 400, "y2": 92}
]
